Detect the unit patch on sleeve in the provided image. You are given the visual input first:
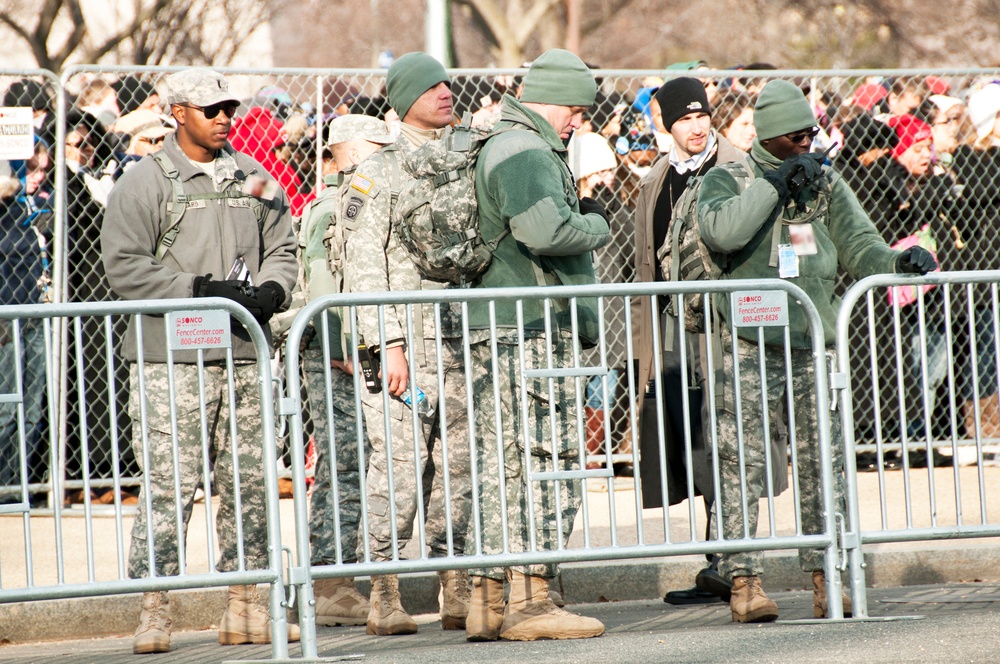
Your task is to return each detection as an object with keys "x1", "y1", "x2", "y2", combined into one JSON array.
[{"x1": 345, "y1": 195, "x2": 365, "y2": 221}]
